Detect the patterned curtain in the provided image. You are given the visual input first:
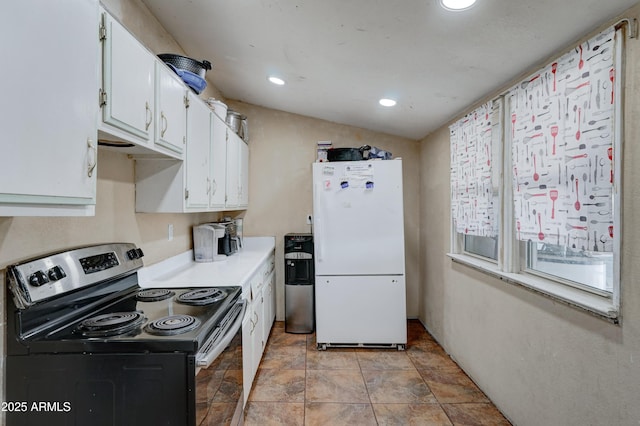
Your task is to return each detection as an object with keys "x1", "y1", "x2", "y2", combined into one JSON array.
[
  {"x1": 450, "y1": 102, "x2": 497, "y2": 237},
  {"x1": 510, "y1": 27, "x2": 616, "y2": 252}
]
